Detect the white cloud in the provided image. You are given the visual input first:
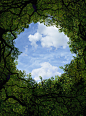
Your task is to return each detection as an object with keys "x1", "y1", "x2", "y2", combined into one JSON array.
[
  {"x1": 28, "y1": 32, "x2": 42, "y2": 49},
  {"x1": 21, "y1": 45, "x2": 28, "y2": 56},
  {"x1": 21, "y1": 53, "x2": 28, "y2": 56},
  {"x1": 24, "y1": 45, "x2": 28, "y2": 52},
  {"x1": 31, "y1": 62, "x2": 61, "y2": 82},
  {"x1": 28, "y1": 22, "x2": 69, "y2": 51}
]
